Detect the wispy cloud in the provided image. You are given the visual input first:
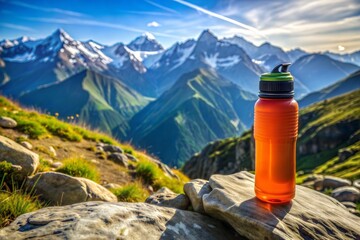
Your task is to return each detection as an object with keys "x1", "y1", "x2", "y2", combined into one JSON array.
[
  {"x1": 117, "y1": 10, "x2": 173, "y2": 17},
  {"x1": 147, "y1": 21, "x2": 160, "y2": 27},
  {"x1": 4, "y1": 0, "x2": 86, "y2": 17},
  {"x1": 145, "y1": 0, "x2": 178, "y2": 14},
  {"x1": 0, "y1": 23, "x2": 34, "y2": 32},
  {"x1": 173, "y1": 0, "x2": 265, "y2": 38},
  {"x1": 25, "y1": 17, "x2": 180, "y2": 39}
]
